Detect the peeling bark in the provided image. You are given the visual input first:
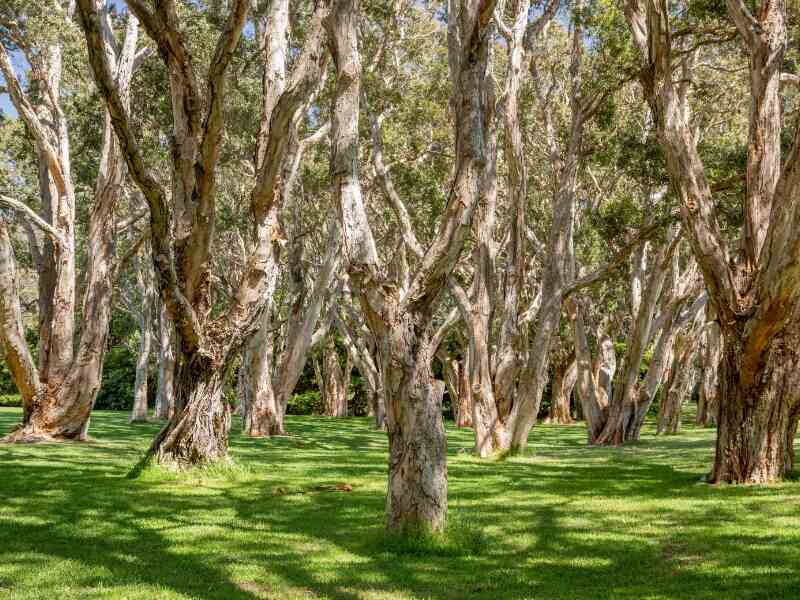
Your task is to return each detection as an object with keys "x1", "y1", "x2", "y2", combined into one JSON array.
[
  {"x1": 78, "y1": 0, "x2": 330, "y2": 465},
  {"x1": 326, "y1": 0, "x2": 497, "y2": 531},
  {"x1": 548, "y1": 352, "x2": 576, "y2": 425},
  {"x1": 624, "y1": 0, "x2": 800, "y2": 482},
  {"x1": 1, "y1": 9, "x2": 139, "y2": 442},
  {"x1": 318, "y1": 333, "x2": 351, "y2": 417},
  {"x1": 155, "y1": 302, "x2": 177, "y2": 420},
  {"x1": 697, "y1": 321, "x2": 721, "y2": 427}
]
